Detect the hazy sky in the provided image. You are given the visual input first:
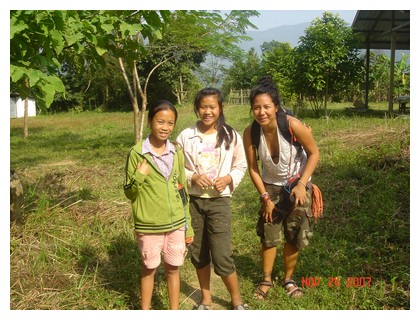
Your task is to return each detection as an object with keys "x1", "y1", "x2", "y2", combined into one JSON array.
[{"x1": 247, "y1": 10, "x2": 358, "y2": 31}]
